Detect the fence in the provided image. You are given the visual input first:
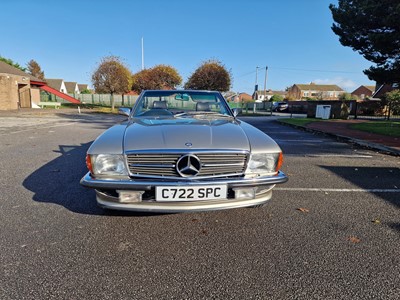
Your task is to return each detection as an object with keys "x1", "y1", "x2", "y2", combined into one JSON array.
[
  {"x1": 228, "y1": 101, "x2": 273, "y2": 114},
  {"x1": 39, "y1": 91, "x2": 399, "y2": 120},
  {"x1": 289, "y1": 100, "x2": 399, "y2": 120},
  {"x1": 40, "y1": 92, "x2": 139, "y2": 107},
  {"x1": 230, "y1": 100, "x2": 399, "y2": 120}
]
